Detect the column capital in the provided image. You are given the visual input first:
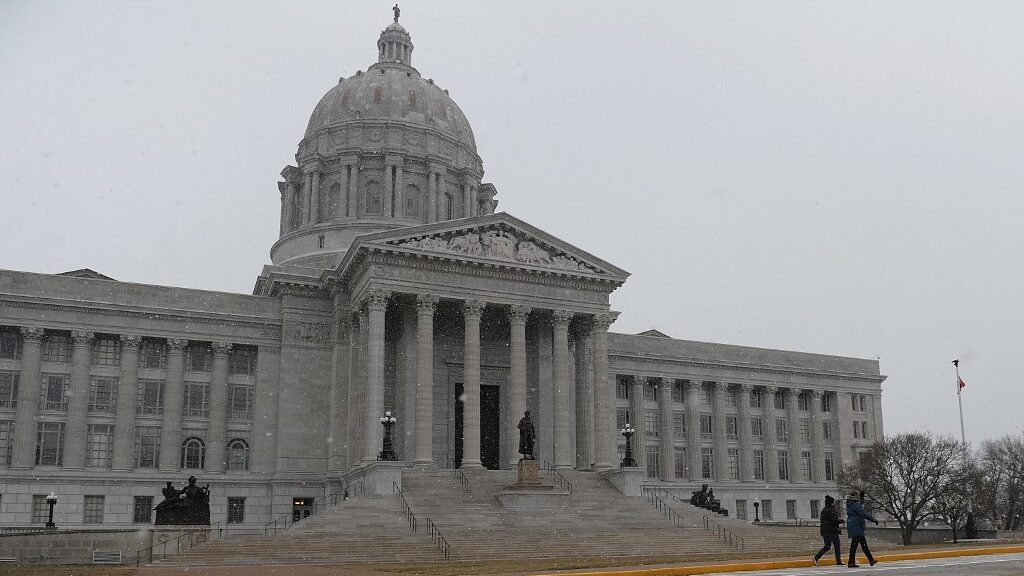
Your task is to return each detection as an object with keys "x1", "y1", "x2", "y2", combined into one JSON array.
[
  {"x1": 365, "y1": 288, "x2": 391, "y2": 312},
  {"x1": 633, "y1": 375, "x2": 647, "y2": 386},
  {"x1": 19, "y1": 326, "x2": 45, "y2": 342},
  {"x1": 119, "y1": 335, "x2": 142, "y2": 350},
  {"x1": 658, "y1": 377, "x2": 674, "y2": 390},
  {"x1": 552, "y1": 309, "x2": 574, "y2": 327},
  {"x1": 168, "y1": 338, "x2": 188, "y2": 352},
  {"x1": 416, "y1": 293, "x2": 439, "y2": 314},
  {"x1": 739, "y1": 383, "x2": 754, "y2": 393},
  {"x1": 509, "y1": 304, "x2": 532, "y2": 324},
  {"x1": 463, "y1": 299, "x2": 485, "y2": 319},
  {"x1": 71, "y1": 331, "x2": 95, "y2": 345},
  {"x1": 212, "y1": 342, "x2": 233, "y2": 357},
  {"x1": 764, "y1": 385, "x2": 779, "y2": 394},
  {"x1": 713, "y1": 381, "x2": 729, "y2": 393},
  {"x1": 591, "y1": 312, "x2": 617, "y2": 331}
]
